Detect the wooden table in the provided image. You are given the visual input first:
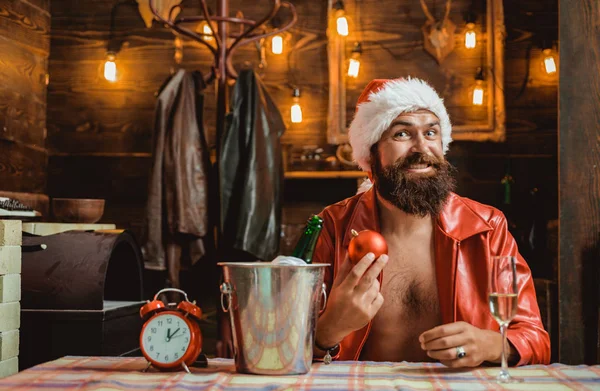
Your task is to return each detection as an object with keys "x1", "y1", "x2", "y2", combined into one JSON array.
[{"x1": 0, "y1": 356, "x2": 598, "y2": 390}]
